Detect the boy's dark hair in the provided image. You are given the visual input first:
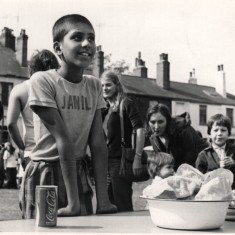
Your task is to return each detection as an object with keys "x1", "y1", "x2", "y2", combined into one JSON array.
[
  {"x1": 52, "y1": 14, "x2": 94, "y2": 43},
  {"x1": 207, "y1": 113, "x2": 231, "y2": 135},
  {"x1": 29, "y1": 49, "x2": 59, "y2": 76},
  {"x1": 147, "y1": 152, "x2": 174, "y2": 178}
]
